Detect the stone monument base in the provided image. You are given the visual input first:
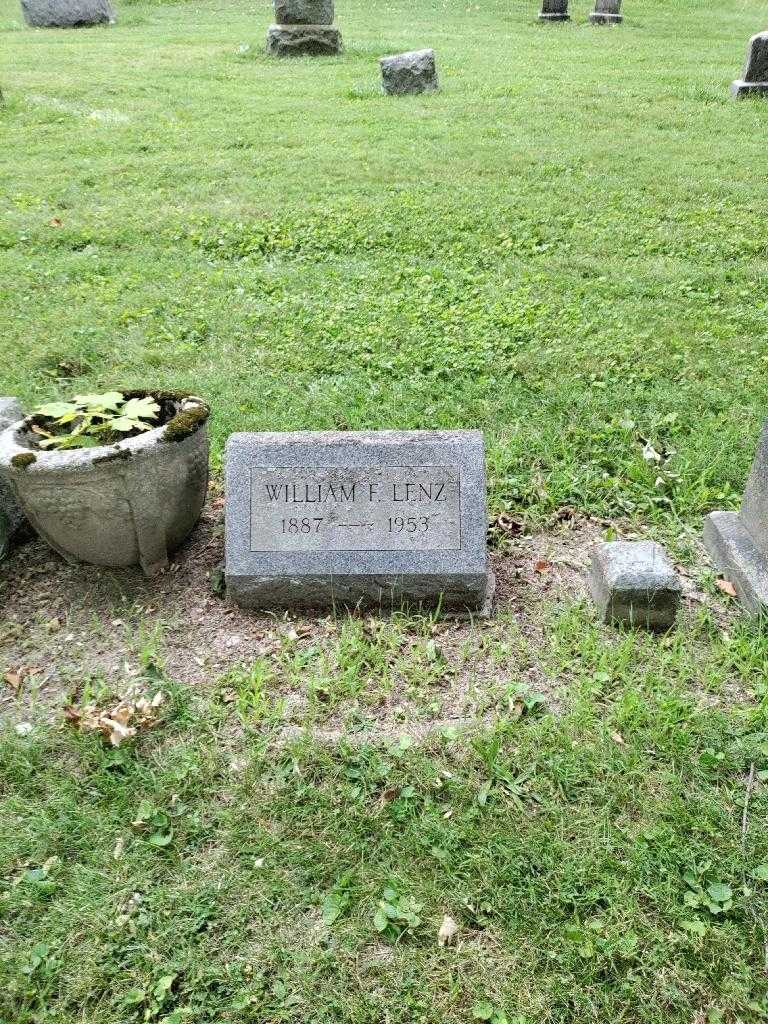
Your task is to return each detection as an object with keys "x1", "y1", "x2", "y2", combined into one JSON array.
[
  {"x1": 589, "y1": 12, "x2": 622, "y2": 23},
  {"x1": 703, "y1": 511, "x2": 768, "y2": 614},
  {"x1": 731, "y1": 80, "x2": 768, "y2": 98},
  {"x1": 226, "y1": 572, "x2": 494, "y2": 615},
  {"x1": 538, "y1": 12, "x2": 570, "y2": 20},
  {"x1": 266, "y1": 24, "x2": 341, "y2": 56}
]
